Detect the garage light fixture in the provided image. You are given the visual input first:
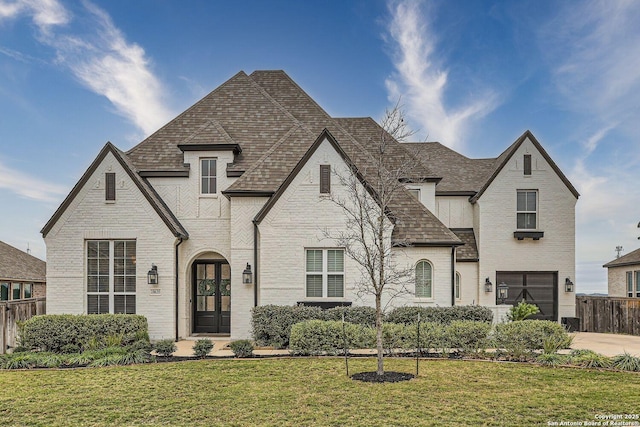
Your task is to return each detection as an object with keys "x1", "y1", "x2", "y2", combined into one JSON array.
[
  {"x1": 243, "y1": 263, "x2": 253, "y2": 285},
  {"x1": 484, "y1": 278, "x2": 492, "y2": 293},
  {"x1": 565, "y1": 278, "x2": 574, "y2": 293},
  {"x1": 497, "y1": 282, "x2": 508, "y2": 303}
]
